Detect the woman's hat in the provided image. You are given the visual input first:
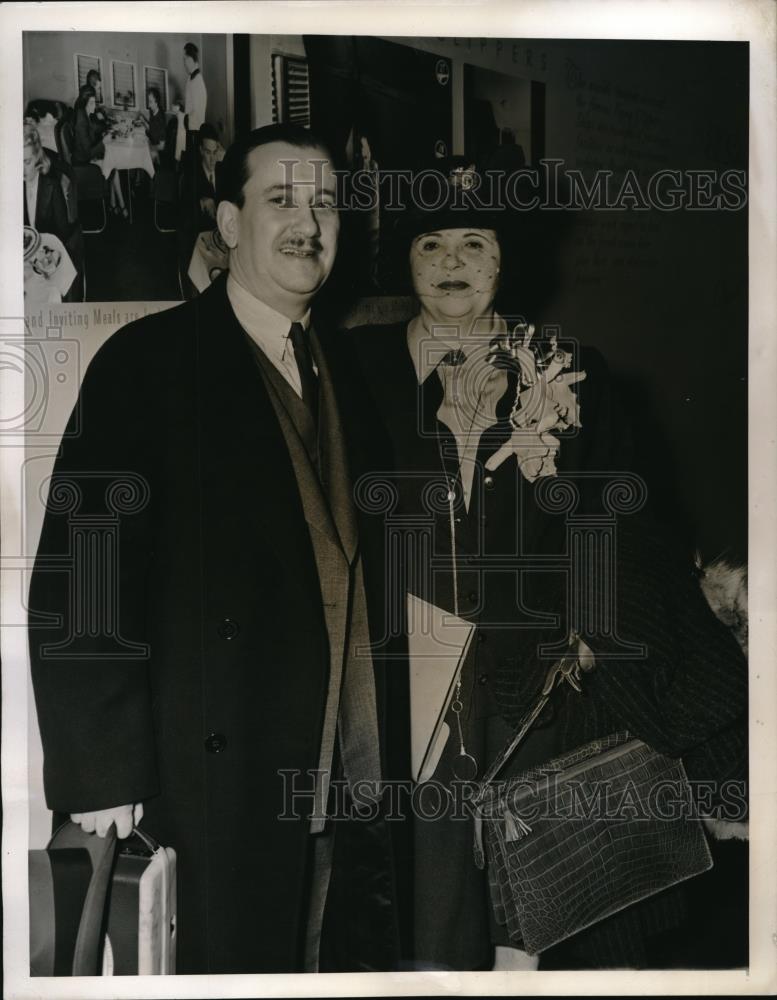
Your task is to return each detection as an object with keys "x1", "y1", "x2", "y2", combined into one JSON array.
[{"x1": 392, "y1": 157, "x2": 504, "y2": 246}]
